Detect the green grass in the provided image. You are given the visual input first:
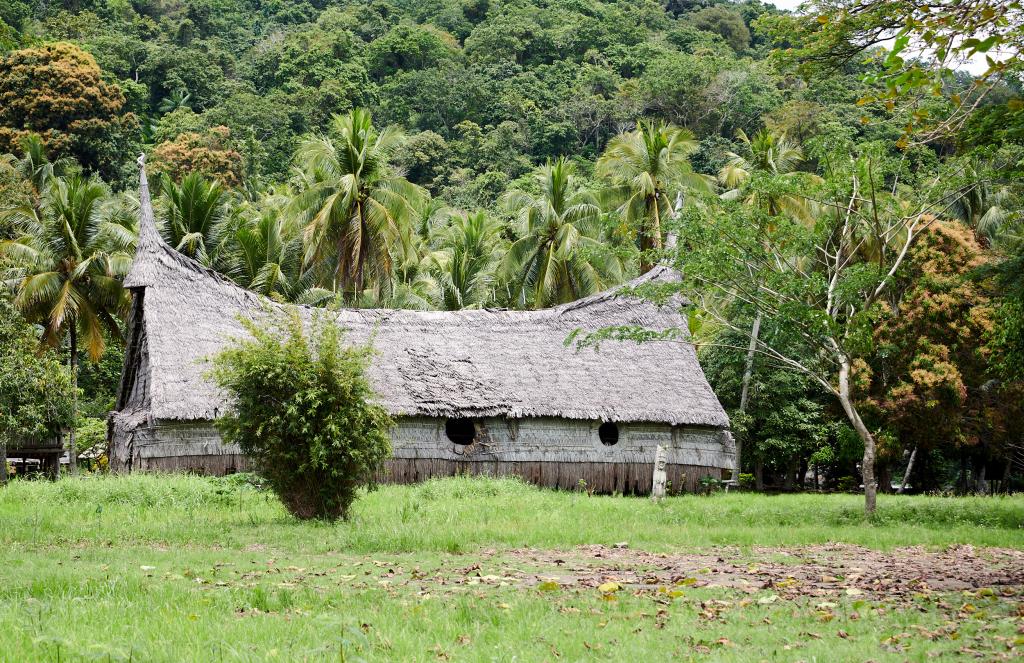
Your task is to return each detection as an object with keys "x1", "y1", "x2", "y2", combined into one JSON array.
[
  {"x1": 1, "y1": 474, "x2": 1022, "y2": 661},
  {"x1": 3, "y1": 473, "x2": 1023, "y2": 552}
]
